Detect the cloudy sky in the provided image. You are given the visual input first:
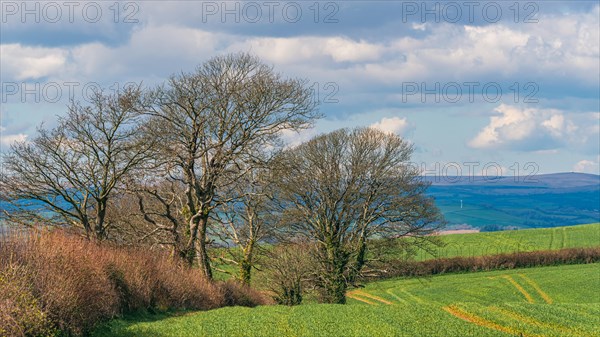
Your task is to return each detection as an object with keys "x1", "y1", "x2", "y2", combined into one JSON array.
[{"x1": 1, "y1": 1, "x2": 599, "y2": 176}]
